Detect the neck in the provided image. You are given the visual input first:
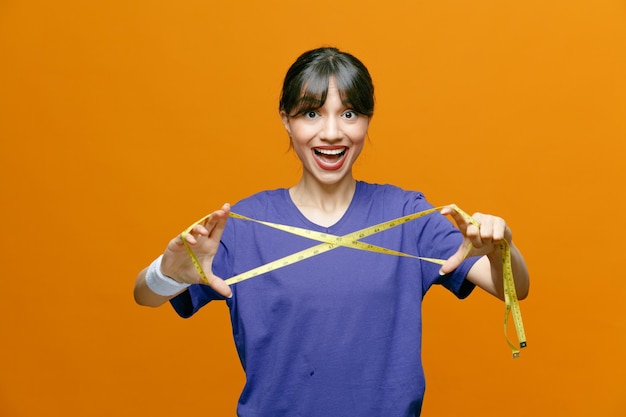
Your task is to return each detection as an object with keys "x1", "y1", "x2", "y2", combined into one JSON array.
[{"x1": 289, "y1": 176, "x2": 357, "y2": 227}]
